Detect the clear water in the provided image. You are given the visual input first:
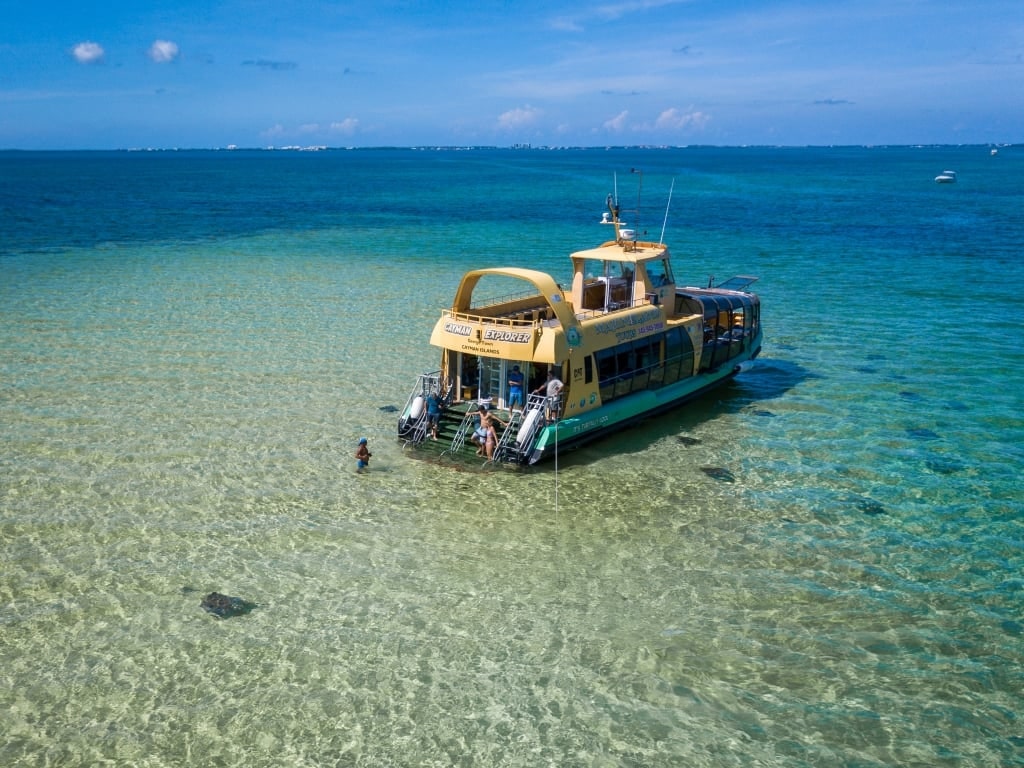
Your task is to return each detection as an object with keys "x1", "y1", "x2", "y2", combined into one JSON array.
[{"x1": 2, "y1": 146, "x2": 1022, "y2": 766}]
